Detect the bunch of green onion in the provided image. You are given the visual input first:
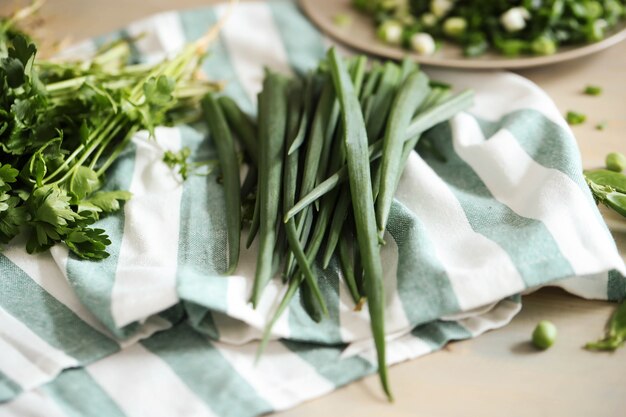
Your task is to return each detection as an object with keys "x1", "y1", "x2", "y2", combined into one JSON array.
[
  {"x1": 204, "y1": 48, "x2": 473, "y2": 398},
  {"x1": 354, "y1": 0, "x2": 626, "y2": 57}
]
